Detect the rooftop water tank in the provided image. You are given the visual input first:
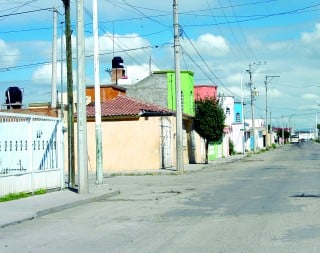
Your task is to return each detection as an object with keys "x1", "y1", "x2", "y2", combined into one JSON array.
[
  {"x1": 112, "y1": 56, "x2": 124, "y2": 69},
  {"x1": 5, "y1": 86, "x2": 22, "y2": 109}
]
